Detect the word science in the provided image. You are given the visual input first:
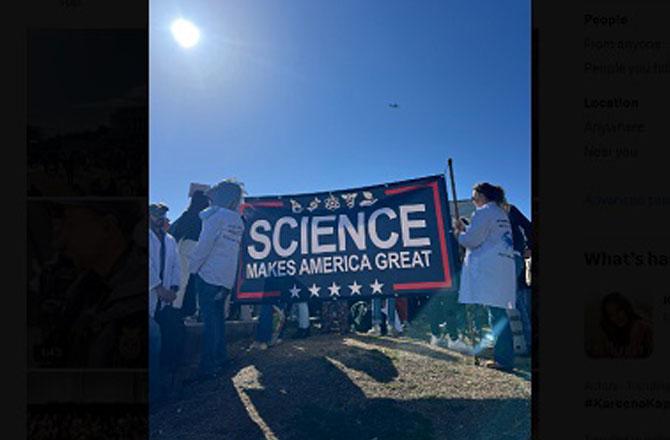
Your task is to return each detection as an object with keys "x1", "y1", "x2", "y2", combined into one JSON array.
[{"x1": 234, "y1": 175, "x2": 459, "y2": 303}]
